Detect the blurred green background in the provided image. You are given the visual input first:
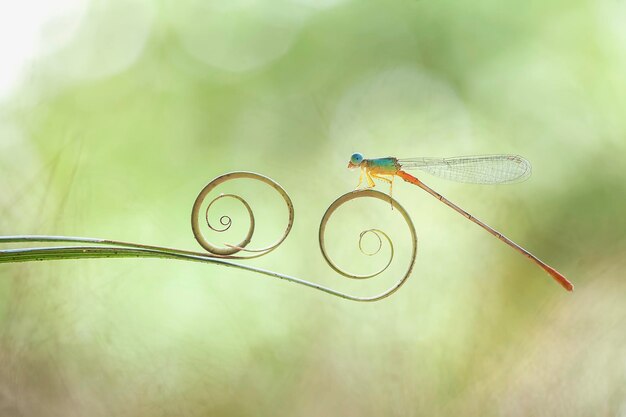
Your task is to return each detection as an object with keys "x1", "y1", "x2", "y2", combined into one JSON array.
[{"x1": 1, "y1": 0, "x2": 625, "y2": 415}]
